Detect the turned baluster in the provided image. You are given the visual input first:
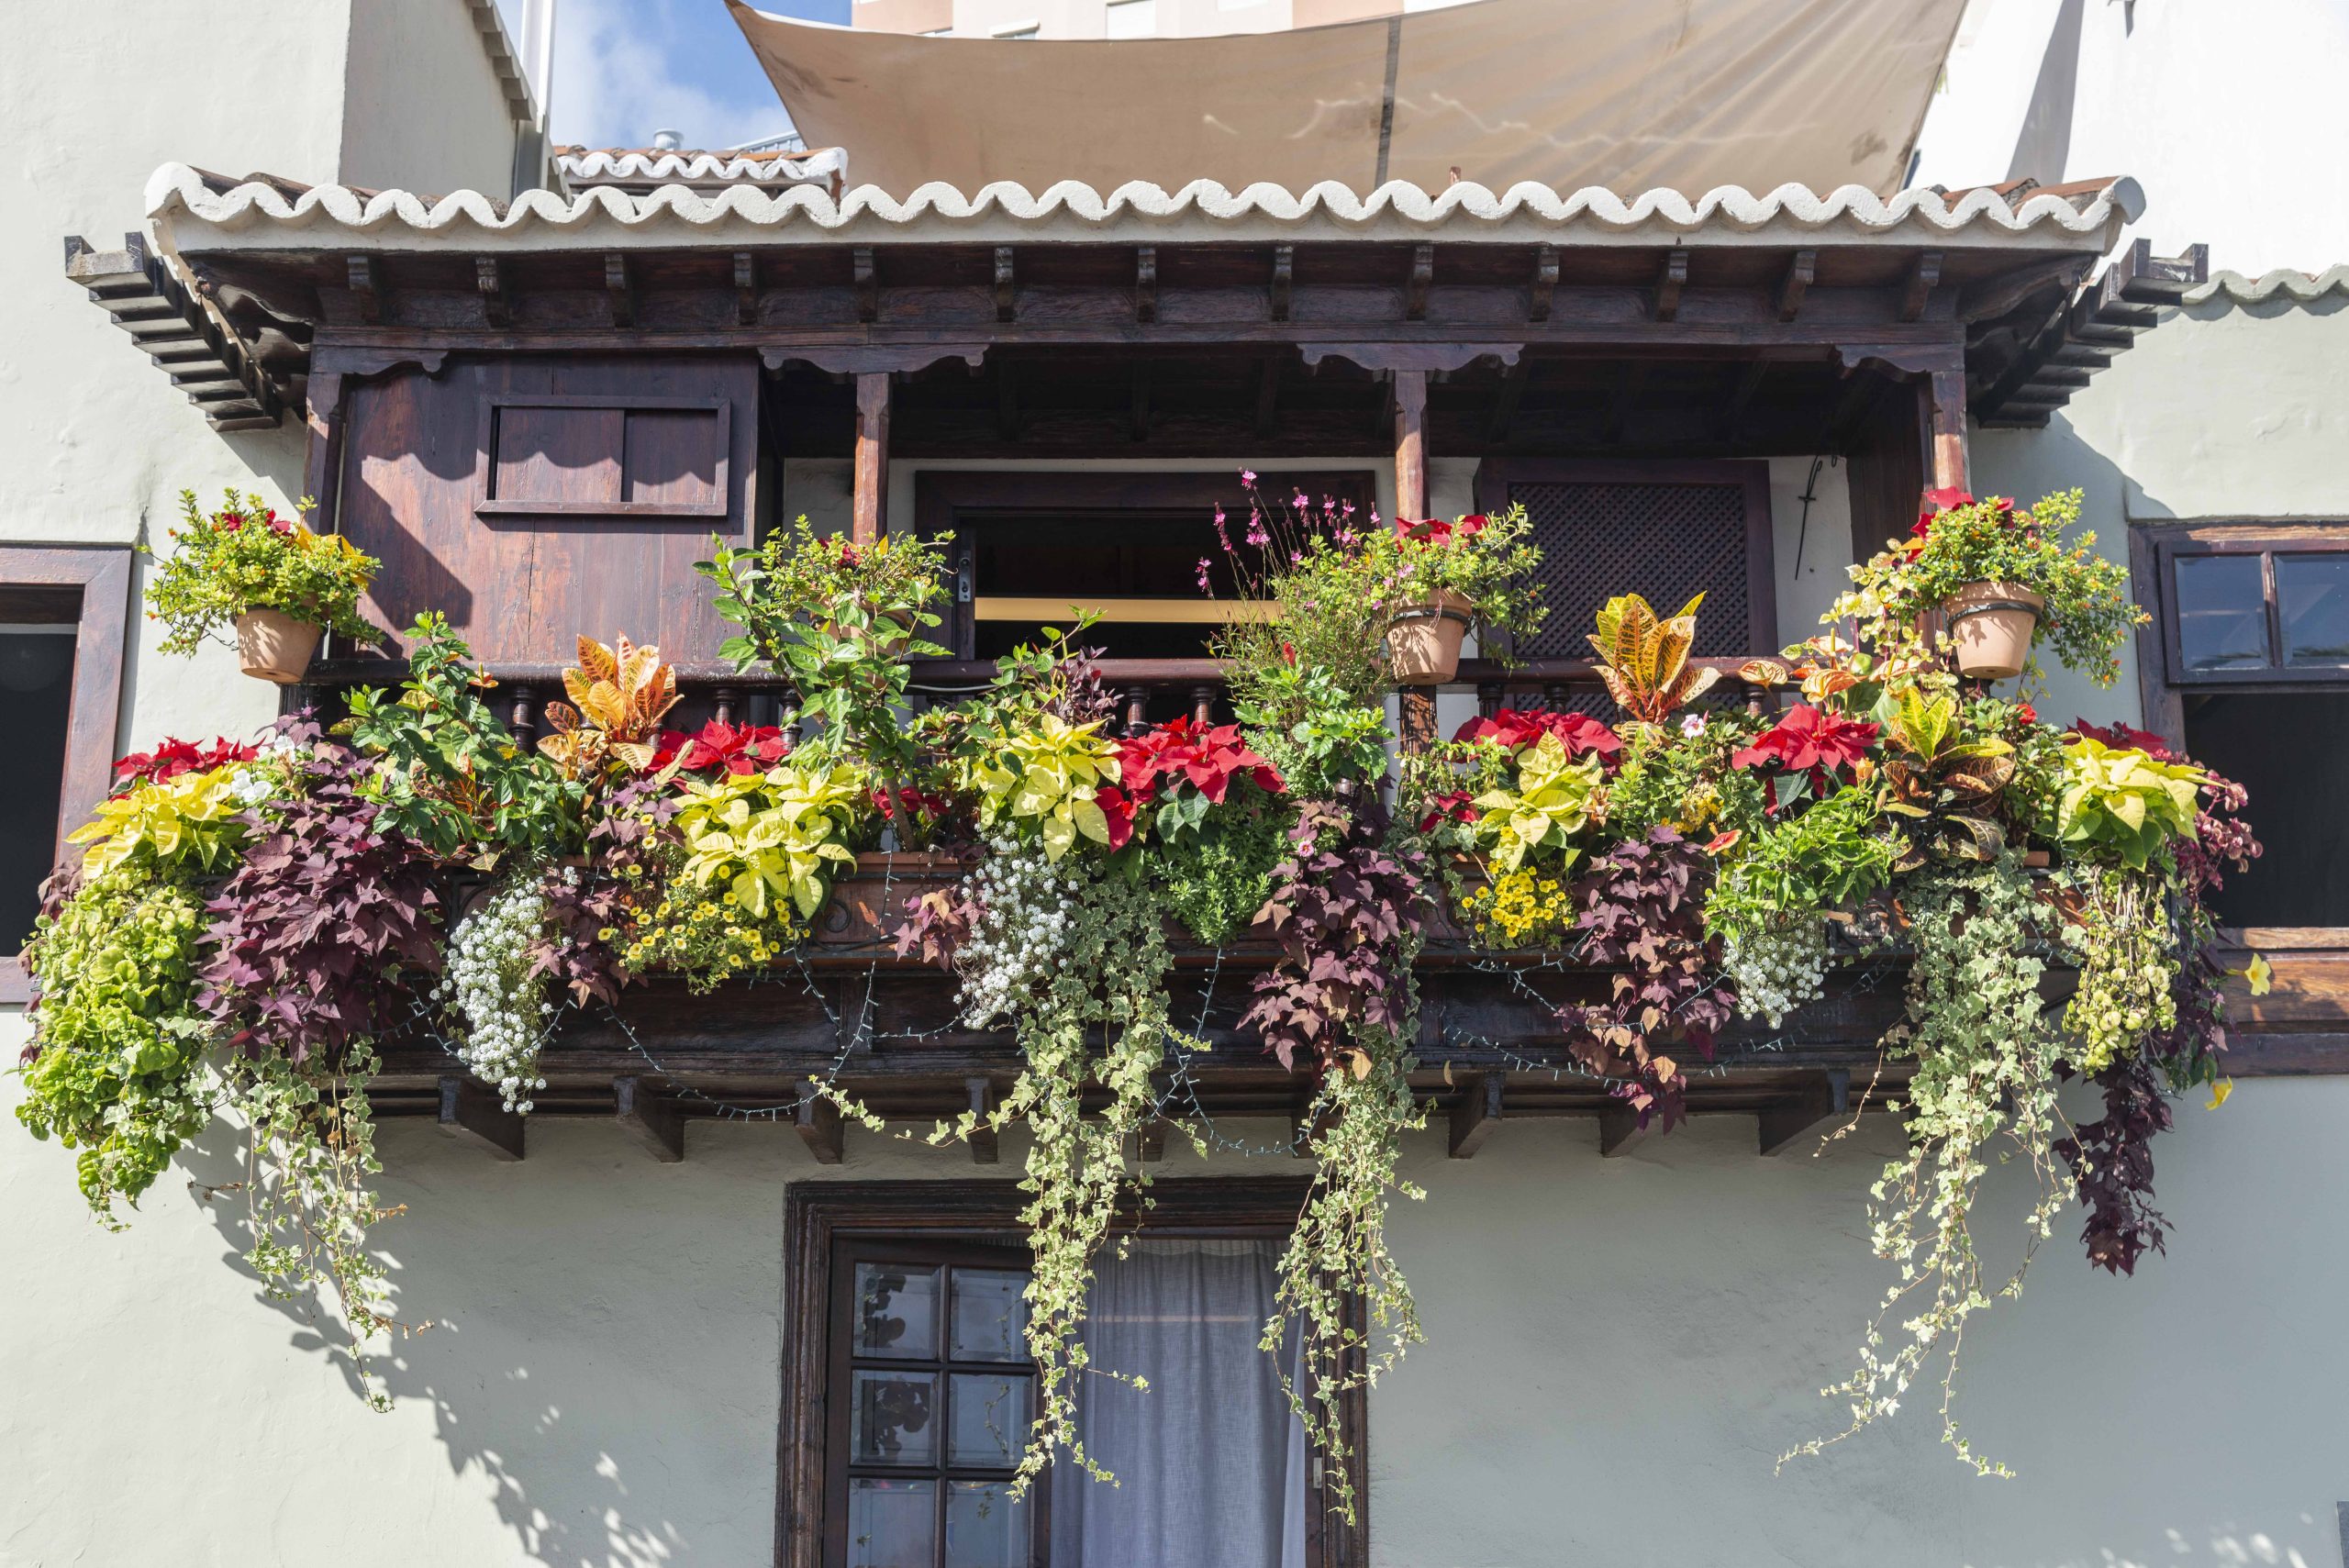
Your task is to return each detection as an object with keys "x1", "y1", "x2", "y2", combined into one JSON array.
[
  {"x1": 1476, "y1": 680, "x2": 1502, "y2": 722},
  {"x1": 507, "y1": 684, "x2": 540, "y2": 745},
  {"x1": 1190, "y1": 684, "x2": 1217, "y2": 728},
  {"x1": 1123, "y1": 685, "x2": 1148, "y2": 737},
  {"x1": 712, "y1": 684, "x2": 740, "y2": 728}
]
